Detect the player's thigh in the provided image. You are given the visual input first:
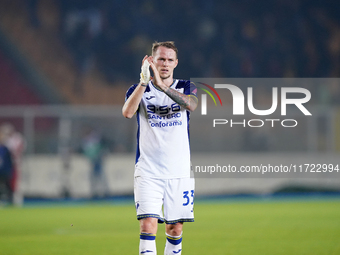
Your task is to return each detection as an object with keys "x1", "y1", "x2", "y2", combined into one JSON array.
[
  {"x1": 134, "y1": 176, "x2": 165, "y2": 220},
  {"x1": 163, "y1": 178, "x2": 195, "y2": 223}
]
